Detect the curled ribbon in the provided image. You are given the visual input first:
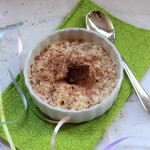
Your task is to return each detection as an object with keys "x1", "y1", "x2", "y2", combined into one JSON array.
[
  {"x1": 0, "y1": 15, "x2": 24, "y2": 150},
  {"x1": 102, "y1": 136, "x2": 150, "y2": 150},
  {"x1": 51, "y1": 116, "x2": 70, "y2": 150},
  {"x1": 18, "y1": 30, "x2": 23, "y2": 72},
  {"x1": 0, "y1": 63, "x2": 28, "y2": 125},
  {"x1": 0, "y1": 18, "x2": 25, "y2": 125},
  {"x1": 1, "y1": 64, "x2": 70, "y2": 149},
  {"x1": 0, "y1": 141, "x2": 11, "y2": 150},
  {"x1": 35, "y1": 111, "x2": 70, "y2": 150},
  {"x1": 0, "y1": 21, "x2": 23, "y2": 30},
  {"x1": 102, "y1": 136, "x2": 133, "y2": 150},
  {"x1": 34, "y1": 111, "x2": 60, "y2": 124},
  {"x1": 0, "y1": 15, "x2": 71, "y2": 150},
  {"x1": 0, "y1": 87, "x2": 16, "y2": 150}
]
